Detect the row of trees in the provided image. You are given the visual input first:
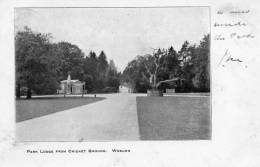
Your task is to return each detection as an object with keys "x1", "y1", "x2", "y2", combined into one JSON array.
[
  {"x1": 15, "y1": 26, "x2": 210, "y2": 98},
  {"x1": 122, "y1": 34, "x2": 210, "y2": 93},
  {"x1": 15, "y1": 27, "x2": 120, "y2": 98}
]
